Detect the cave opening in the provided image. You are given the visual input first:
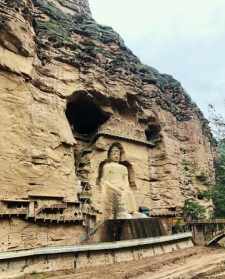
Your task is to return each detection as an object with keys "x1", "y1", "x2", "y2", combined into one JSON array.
[
  {"x1": 66, "y1": 92, "x2": 110, "y2": 136},
  {"x1": 145, "y1": 123, "x2": 161, "y2": 141}
]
